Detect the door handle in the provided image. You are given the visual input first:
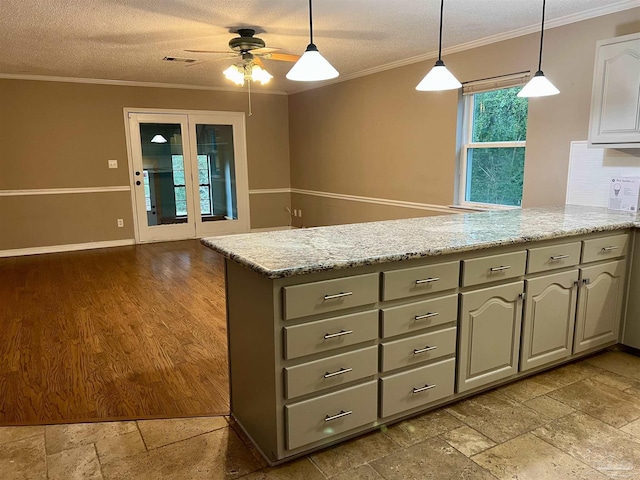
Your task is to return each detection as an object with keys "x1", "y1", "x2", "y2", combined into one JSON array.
[
  {"x1": 136, "y1": 181, "x2": 141, "y2": 186},
  {"x1": 135, "y1": 171, "x2": 141, "y2": 176}
]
